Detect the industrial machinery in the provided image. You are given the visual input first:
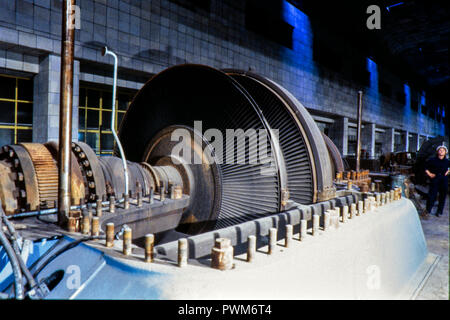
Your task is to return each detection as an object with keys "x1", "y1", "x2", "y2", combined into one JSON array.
[
  {"x1": 0, "y1": 65, "x2": 435, "y2": 300},
  {"x1": 0, "y1": 65, "x2": 336, "y2": 235}
]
